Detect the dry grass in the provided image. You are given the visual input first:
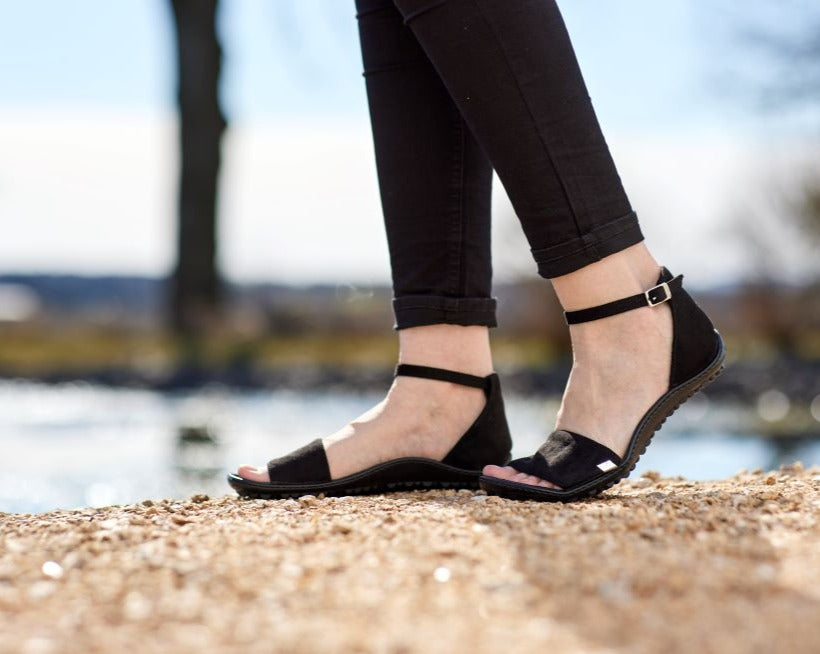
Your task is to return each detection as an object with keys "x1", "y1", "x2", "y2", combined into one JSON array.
[{"x1": 0, "y1": 325, "x2": 562, "y2": 377}]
